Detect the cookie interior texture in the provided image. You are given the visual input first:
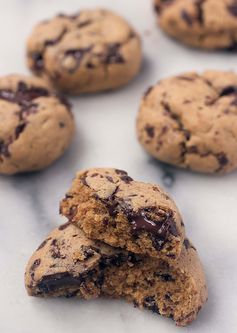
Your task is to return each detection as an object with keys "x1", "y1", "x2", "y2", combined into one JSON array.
[
  {"x1": 25, "y1": 223, "x2": 207, "y2": 326},
  {"x1": 27, "y1": 9, "x2": 142, "y2": 94},
  {"x1": 0, "y1": 75, "x2": 74, "y2": 175},
  {"x1": 154, "y1": 0, "x2": 237, "y2": 50},
  {"x1": 137, "y1": 70, "x2": 237, "y2": 174},
  {"x1": 60, "y1": 168, "x2": 185, "y2": 260}
]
